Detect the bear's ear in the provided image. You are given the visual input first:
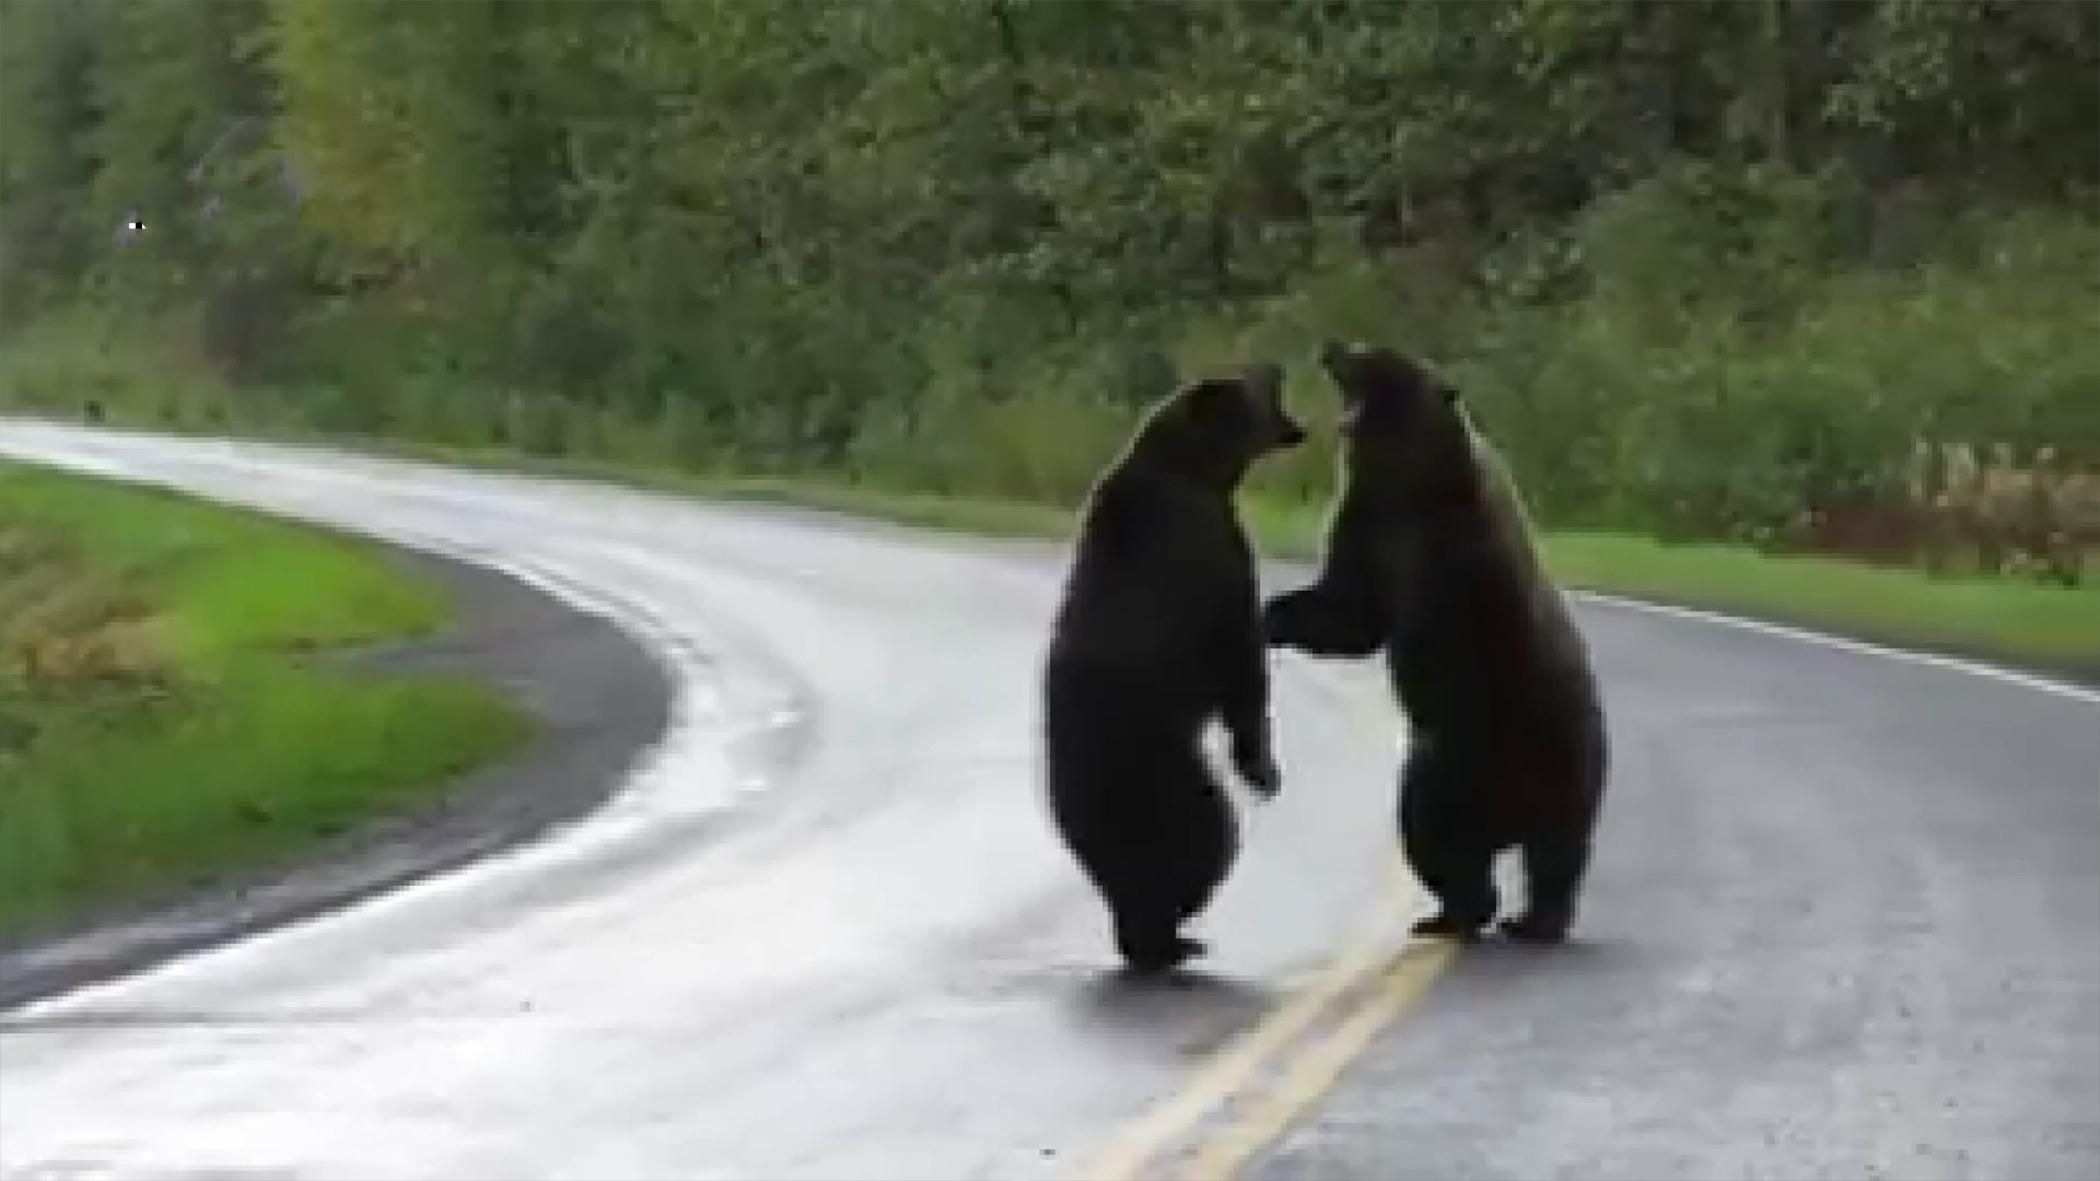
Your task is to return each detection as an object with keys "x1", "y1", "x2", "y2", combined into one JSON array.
[
  {"x1": 1437, "y1": 381, "x2": 1461, "y2": 407},
  {"x1": 1179, "y1": 375, "x2": 1246, "y2": 418},
  {"x1": 1337, "y1": 392, "x2": 1366, "y2": 434}
]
